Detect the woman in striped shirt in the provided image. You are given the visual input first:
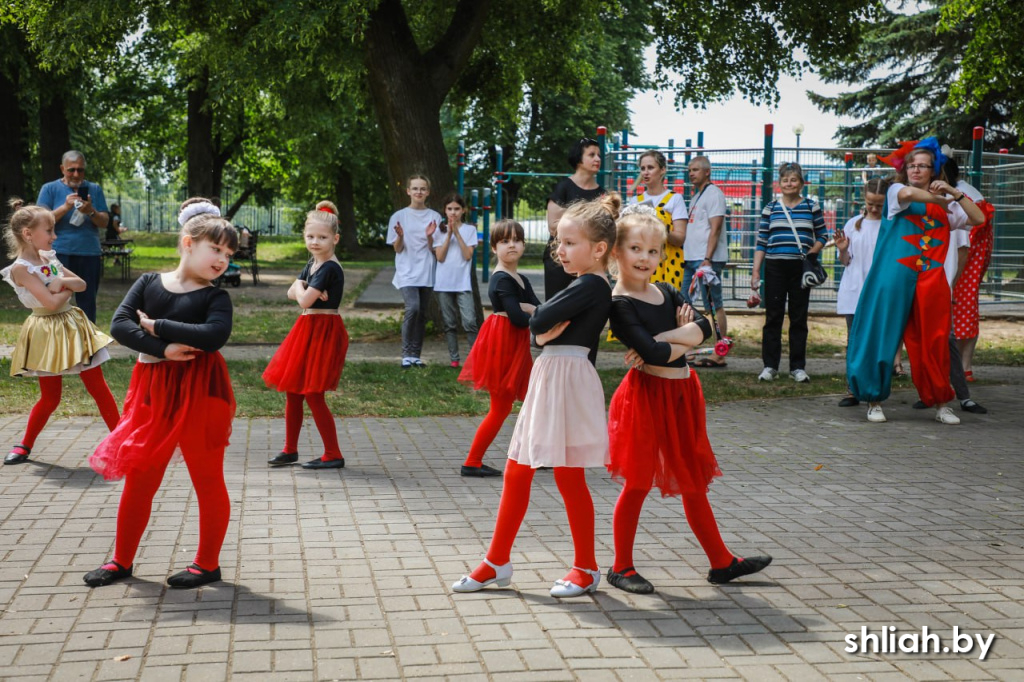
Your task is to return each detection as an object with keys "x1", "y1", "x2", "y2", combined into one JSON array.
[{"x1": 750, "y1": 162, "x2": 827, "y2": 383}]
